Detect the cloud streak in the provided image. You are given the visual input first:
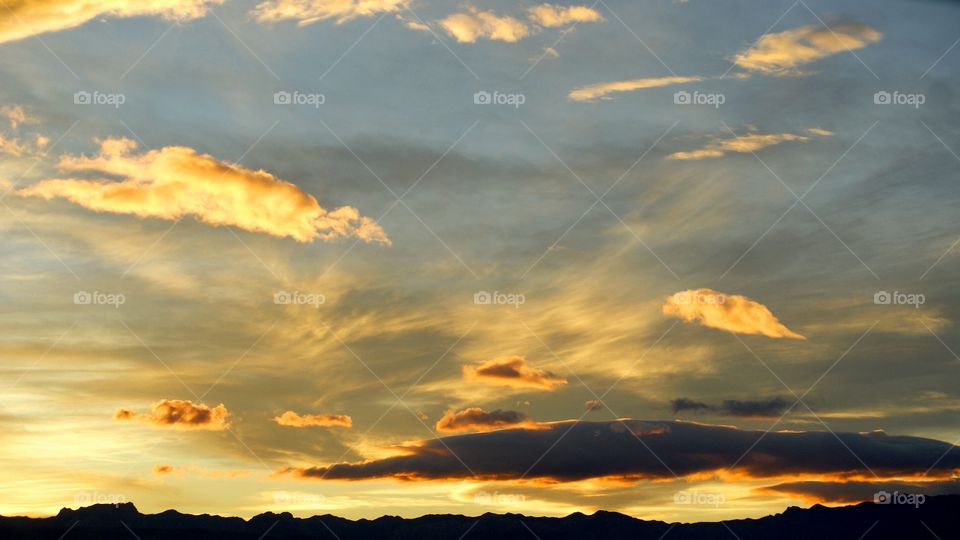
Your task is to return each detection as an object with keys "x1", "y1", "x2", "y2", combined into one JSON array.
[
  {"x1": 662, "y1": 289, "x2": 805, "y2": 339},
  {"x1": 568, "y1": 76, "x2": 704, "y2": 102},
  {"x1": 274, "y1": 411, "x2": 353, "y2": 428},
  {"x1": 734, "y1": 23, "x2": 882, "y2": 76},
  {"x1": 463, "y1": 356, "x2": 567, "y2": 390},
  {"x1": 18, "y1": 138, "x2": 389, "y2": 244},
  {"x1": 251, "y1": 0, "x2": 409, "y2": 26},
  {"x1": 665, "y1": 129, "x2": 830, "y2": 160},
  {"x1": 435, "y1": 408, "x2": 535, "y2": 433}
]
